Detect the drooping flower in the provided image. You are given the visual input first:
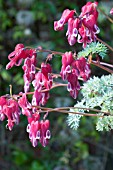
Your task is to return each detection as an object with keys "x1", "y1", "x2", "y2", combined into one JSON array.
[
  {"x1": 78, "y1": 26, "x2": 92, "y2": 48},
  {"x1": 39, "y1": 119, "x2": 51, "y2": 147},
  {"x1": 79, "y1": 2, "x2": 99, "y2": 47},
  {"x1": 80, "y1": 2, "x2": 98, "y2": 20},
  {"x1": 60, "y1": 51, "x2": 75, "y2": 80},
  {"x1": 54, "y1": 2, "x2": 99, "y2": 48},
  {"x1": 60, "y1": 52, "x2": 91, "y2": 99},
  {"x1": 61, "y1": 52, "x2": 80, "y2": 98},
  {"x1": 0, "y1": 97, "x2": 21, "y2": 130},
  {"x1": 6, "y1": 44, "x2": 26, "y2": 69},
  {"x1": 0, "y1": 96, "x2": 7, "y2": 121},
  {"x1": 32, "y1": 89, "x2": 49, "y2": 107},
  {"x1": 3, "y1": 99, "x2": 21, "y2": 130},
  {"x1": 76, "y1": 57, "x2": 91, "y2": 81},
  {"x1": 27, "y1": 118, "x2": 41, "y2": 147},
  {"x1": 32, "y1": 63, "x2": 52, "y2": 106},
  {"x1": 26, "y1": 113, "x2": 51, "y2": 147},
  {"x1": 32, "y1": 63, "x2": 53, "y2": 91},
  {"x1": 67, "y1": 69, "x2": 80, "y2": 99},
  {"x1": 32, "y1": 63, "x2": 53, "y2": 106},
  {"x1": 6, "y1": 44, "x2": 37, "y2": 71},
  {"x1": 66, "y1": 18, "x2": 80, "y2": 46},
  {"x1": 54, "y1": 9, "x2": 75, "y2": 31},
  {"x1": 27, "y1": 113, "x2": 40, "y2": 124},
  {"x1": 18, "y1": 93, "x2": 32, "y2": 116},
  {"x1": 22, "y1": 51, "x2": 37, "y2": 93},
  {"x1": 41, "y1": 63, "x2": 53, "y2": 89}
]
